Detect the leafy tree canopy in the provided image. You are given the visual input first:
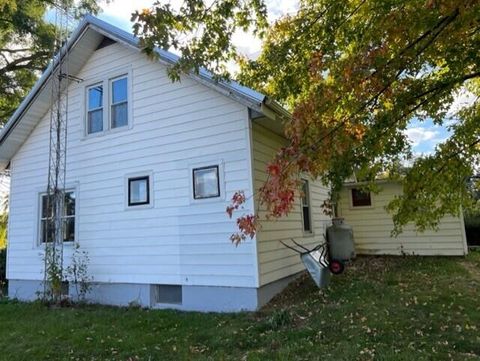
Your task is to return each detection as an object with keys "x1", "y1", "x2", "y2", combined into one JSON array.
[
  {"x1": 134, "y1": 0, "x2": 478, "y2": 237},
  {"x1": 0, "y1": 0, "x2": 102, "y2": 125}
]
